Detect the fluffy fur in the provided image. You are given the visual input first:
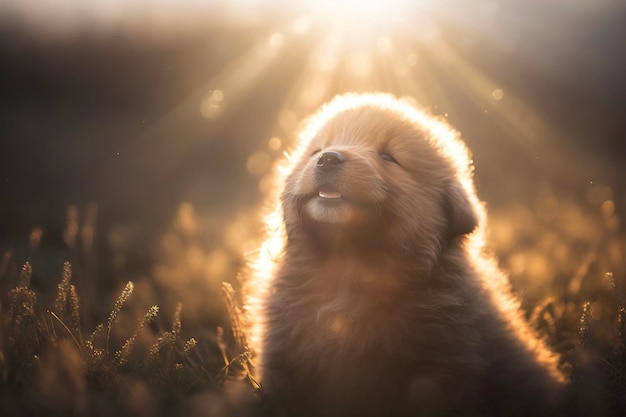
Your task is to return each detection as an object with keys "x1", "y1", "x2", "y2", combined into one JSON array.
[{"x1": 244, "y1": 93, "x2": 567, "y2": 416}]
